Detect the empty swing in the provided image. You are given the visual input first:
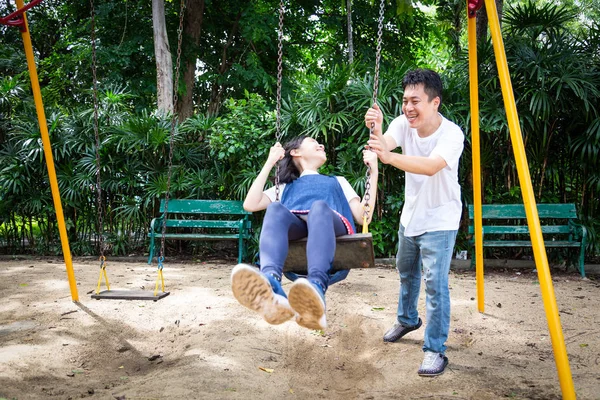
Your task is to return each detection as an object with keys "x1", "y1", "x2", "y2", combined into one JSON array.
[{"x1": 90, "y1": 0, "x2": 187, "y2": 300}]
